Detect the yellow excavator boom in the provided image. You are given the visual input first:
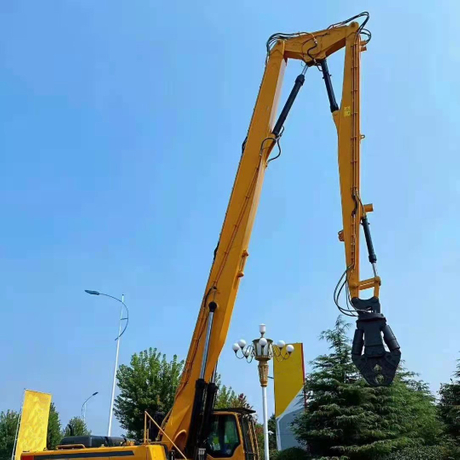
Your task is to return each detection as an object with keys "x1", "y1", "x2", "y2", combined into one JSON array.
[{"x1": 163, "y1": 13, "x2": 400, "y2": 455}]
